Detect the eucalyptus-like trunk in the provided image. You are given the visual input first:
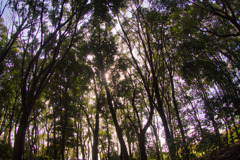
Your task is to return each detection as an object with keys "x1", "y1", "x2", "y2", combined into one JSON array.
[
  {"x1": 92, "y1": 113, "x2": 99, "y2": 160},
  {"x1": 153, "y1": 77, "x2": 176, "y2": 160},
  {"x1": 13, "y1": 112, "x2": 30, "y2": 160},
  {"x1": 152, "y1": 124, "x2": 162, "y2": 160},
  {"x1": 169, "y1": 69, "x2": 189, "y2": 160},
  {"x1": 102, "y1": 72, "x2": 129, "y2": 160}
]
